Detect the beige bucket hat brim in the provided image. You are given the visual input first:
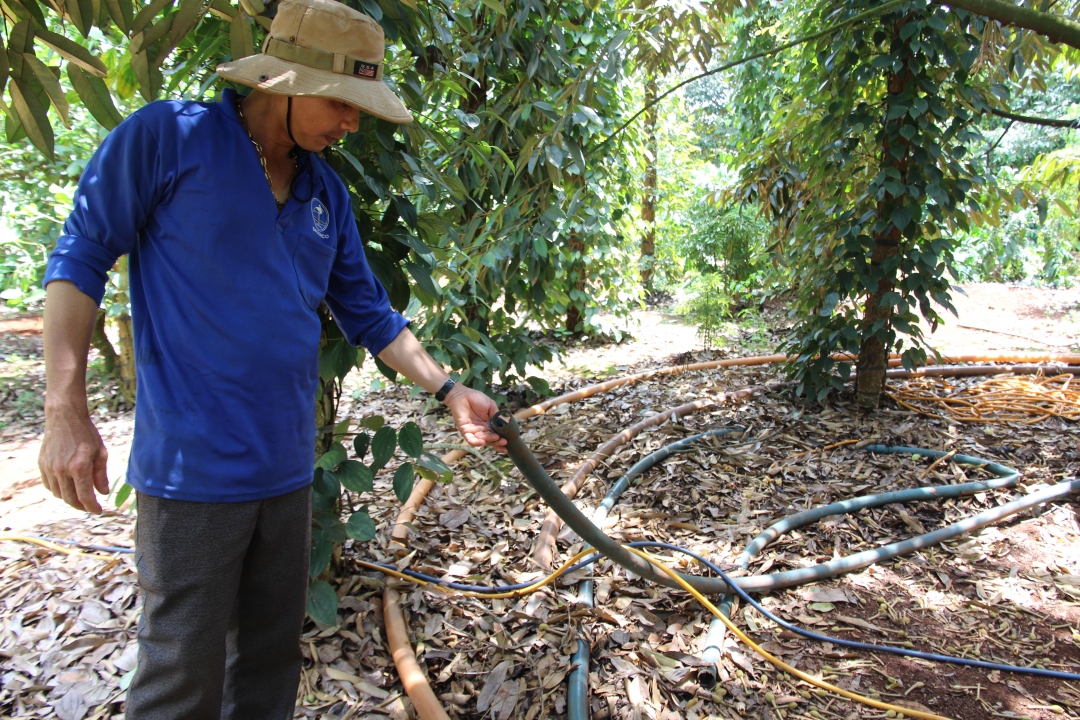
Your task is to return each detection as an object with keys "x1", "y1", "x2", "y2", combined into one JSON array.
[{"x1": 218, "y1": 55, "x2": 412, "y2": 124}]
